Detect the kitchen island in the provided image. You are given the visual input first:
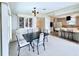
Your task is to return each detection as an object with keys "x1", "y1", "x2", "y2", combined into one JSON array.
[{"x1": 55, "y1": 28, "x2": 79, "y2": 42}]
